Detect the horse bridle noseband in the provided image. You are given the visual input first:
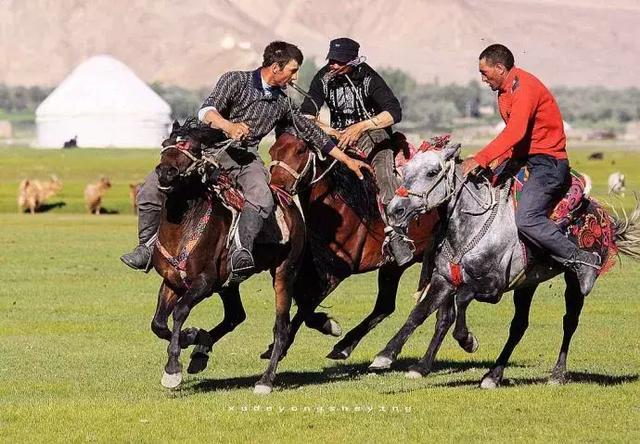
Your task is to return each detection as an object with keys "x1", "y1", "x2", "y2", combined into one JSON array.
[{"x1": 160, "y1": 138, "x2": 226, "y2": 181}]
